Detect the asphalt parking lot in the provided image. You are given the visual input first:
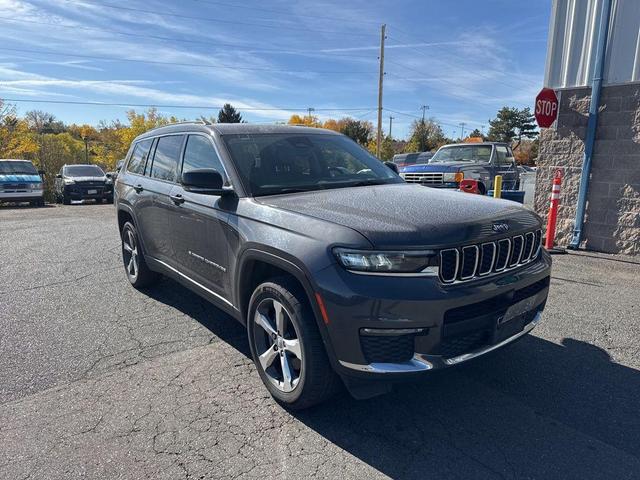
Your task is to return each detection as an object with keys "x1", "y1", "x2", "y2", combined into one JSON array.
[{"x1": 1, "y1": 203, "x2": 639, "y2": 479}]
